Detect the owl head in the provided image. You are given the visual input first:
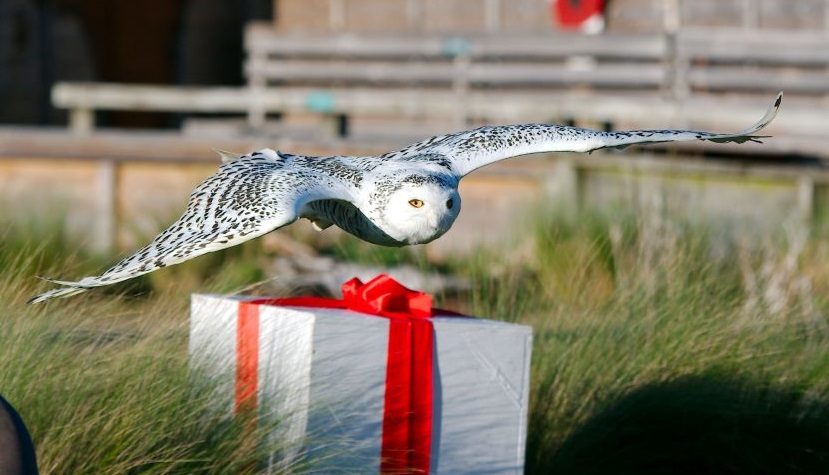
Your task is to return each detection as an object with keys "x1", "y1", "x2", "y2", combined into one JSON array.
[{"x1": 374, "y1": 173, "x2": 461, "y2": 245}]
